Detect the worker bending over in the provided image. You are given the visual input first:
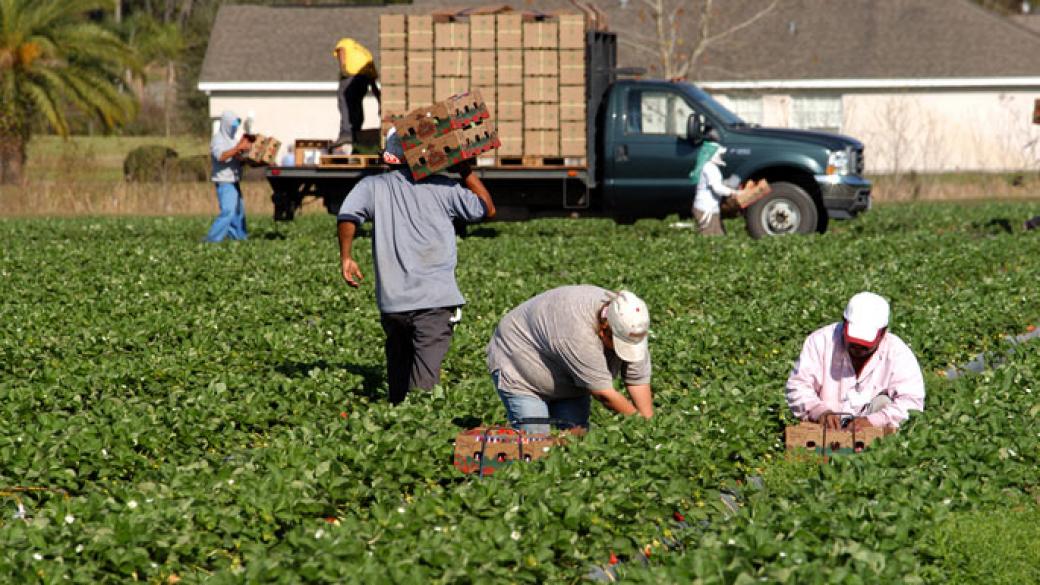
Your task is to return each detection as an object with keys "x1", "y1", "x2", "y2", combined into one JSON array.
[
  {"x1": 487, "y1": 286, "x2": 654, "y2": 434},
  {"x1": 786, "y1": 292, "x2": 925, "y2": 431}
]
